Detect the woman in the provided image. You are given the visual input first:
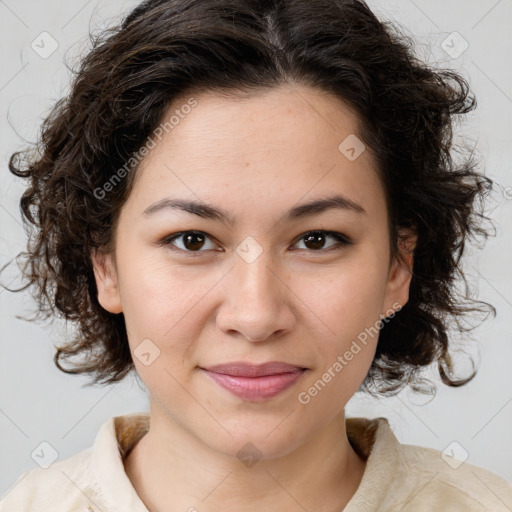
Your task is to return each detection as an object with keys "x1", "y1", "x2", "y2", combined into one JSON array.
[{"x1": 1, "y1": 0, "x2": 511, "y2": 510}]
